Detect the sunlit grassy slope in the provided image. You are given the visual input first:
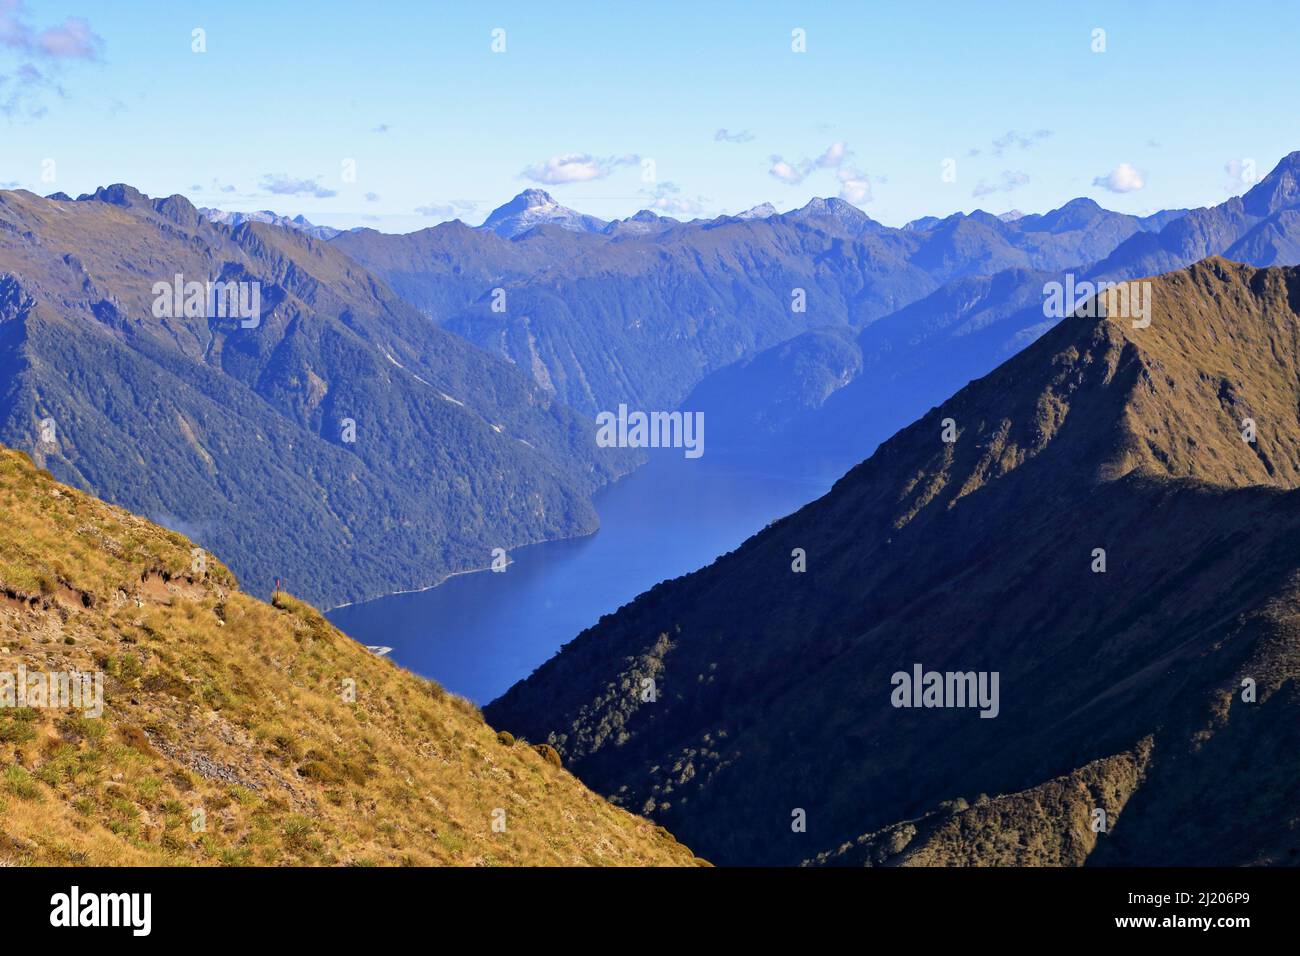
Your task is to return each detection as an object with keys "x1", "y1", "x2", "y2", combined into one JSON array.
[{"x1": 0, "y1": 448, "x2": 702, "y2": 866}]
